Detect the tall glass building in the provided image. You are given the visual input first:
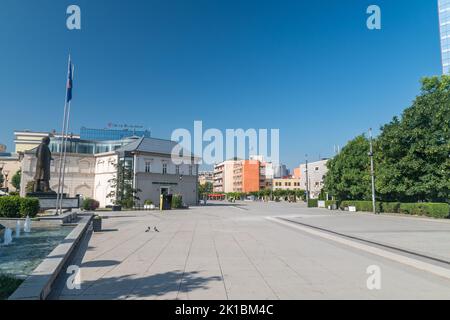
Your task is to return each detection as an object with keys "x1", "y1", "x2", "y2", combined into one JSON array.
[{"x1": 439, "y1": 0, "x2": 450, "y2": 74}]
